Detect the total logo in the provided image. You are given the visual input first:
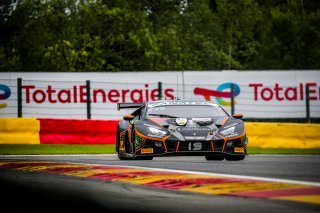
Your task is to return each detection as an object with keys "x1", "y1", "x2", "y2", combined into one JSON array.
[
  {"x1": 194, "y1": 83, "x2": 240, "y2": 106},
  {"x1": 0, "y1": 84, "x2": 11, "y2": 109}
]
